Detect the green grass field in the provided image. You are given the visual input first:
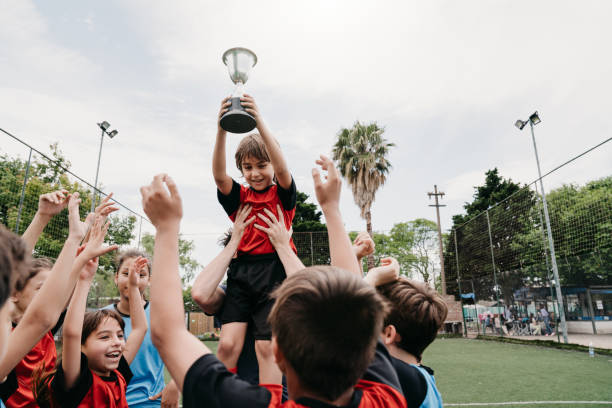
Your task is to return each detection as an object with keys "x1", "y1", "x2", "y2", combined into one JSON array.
[{"x1": 423, "y1": 338, "x2": 612, "y2": 406}]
